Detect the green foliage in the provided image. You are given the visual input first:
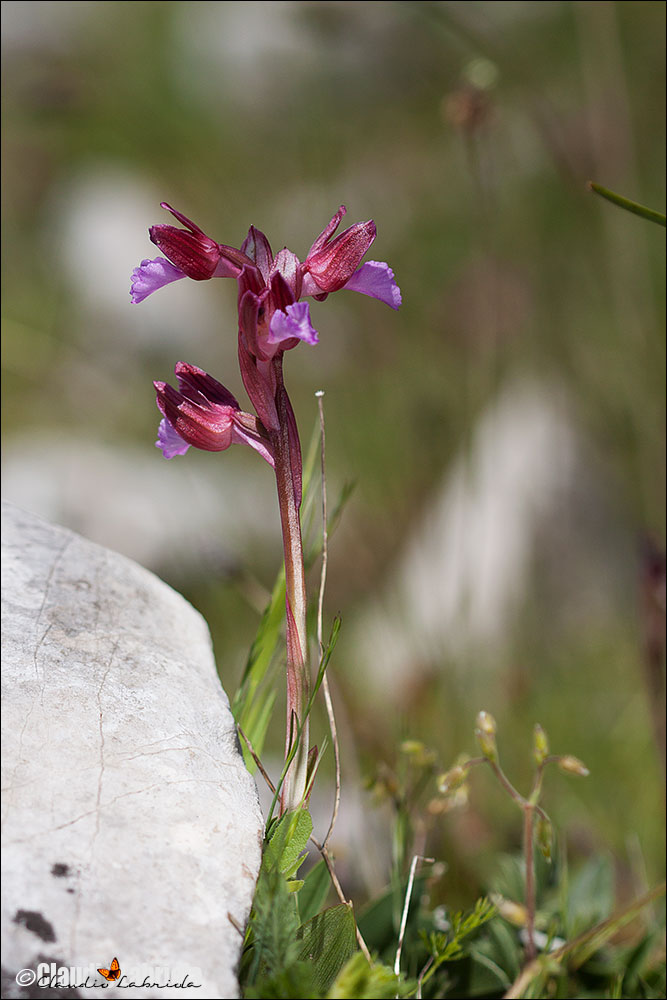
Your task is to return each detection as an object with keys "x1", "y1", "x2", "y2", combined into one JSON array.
[
  {"x1": 240, "y1": 676, "x2": 664, "y2": 999},
  {"x1": 419, "y1": 897, "x2": 497, "y2": 989},
  {"x1": 297, "y1": 904, "x2": 358, "y2": 996},
  {"x1": 241, "y1": 811, "x2": 365, "y2": 1000},
  {"x1": 239, "y1": 746, "x2": 664, "y2": 1000},
  {"x1": 263, "y1": 809, "x2": 314, "y2": 880},
  {"x1": 564, "y1": 854, "x2": 614, "y2": 937},
  {"x1": 241, "y1": 856, "x2": 305, "y2": 995},
  {"x1": 232, "y1": 566, "x2": 285, "y2": 769},
  {"x1": 298, "y1": 859, "x2": 333, "y2": 924},
  {"x1": 465, "y1": 917, "x2": 518, "y2": 995},
  {"x1": 328, "y1": 952, "x2": 410, "y2": 999}
]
